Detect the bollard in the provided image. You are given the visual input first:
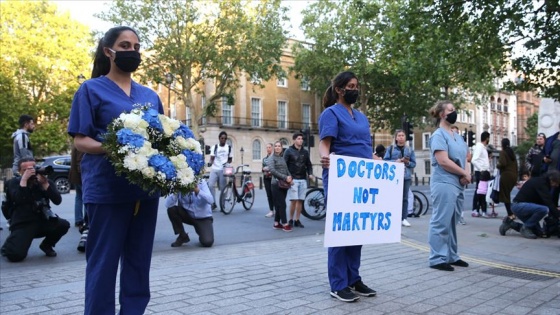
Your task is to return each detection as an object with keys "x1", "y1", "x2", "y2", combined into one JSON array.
[{"x1": 259, "y1": 176, "x2": 263, "y2": 190}]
